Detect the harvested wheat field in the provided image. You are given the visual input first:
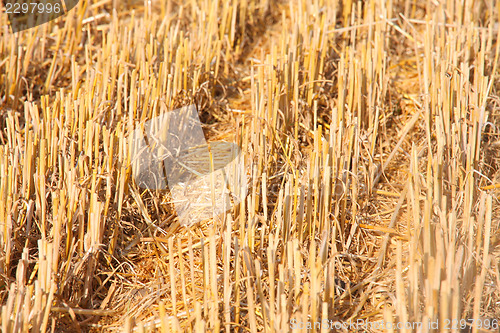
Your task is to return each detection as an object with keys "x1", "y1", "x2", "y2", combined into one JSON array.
[{"x1": 1, "y1": 0, "x2": 500, "y2": 332}]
